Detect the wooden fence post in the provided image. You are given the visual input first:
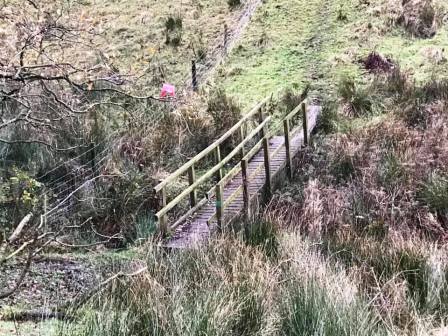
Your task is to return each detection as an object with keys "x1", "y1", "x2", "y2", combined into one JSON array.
[
  {"x1": 40, "y1": 194, "x2": 48, "y2": 231},
  {"x1": 188, "y1": 165, "x2": 197, "y2": 207},
  {"x1": 302, "y1": 102, "x2": 308, "y2": 146},
  {"x1": 159, "y1": 187, "x2": 168, "y2": 236},
  {"x1": 215, "y1": 146, "x2": 223, "y2": 182},
  {"x1": 283, "y1": 119, "x2": 293, "y2": 180},
  {"x1": 241, "y1": 158, "x2": 250, "y2": 221},
  {"x1": 263, "y1": 136, "x2": 272, "y2": 197},
  {"x1": 215, "y1": 183, "x2": 223, "y2": 232},
  {"x1": 223, "y1": 24, "x2": 229, "y2": 54},
  {"x1": 258, "y1": 104, "x2": 266, "y2": 143},
  {"x1": 192, "y1": 60, "x2": 198, "y2": 92},
  {"x1": 240, "y1": 124, "x2": 246, "y2": 159}
]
